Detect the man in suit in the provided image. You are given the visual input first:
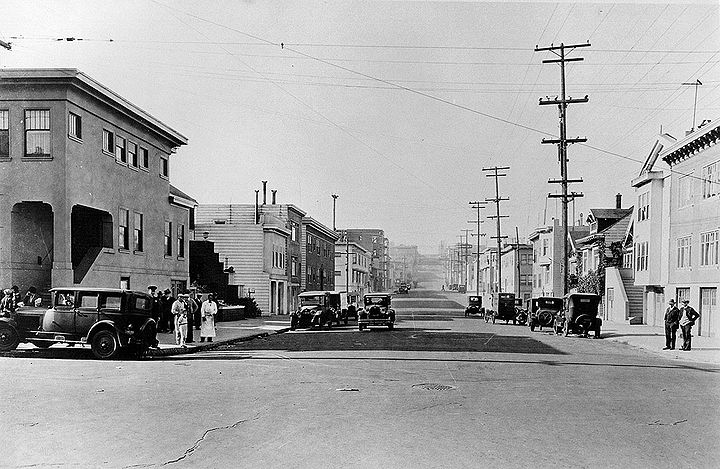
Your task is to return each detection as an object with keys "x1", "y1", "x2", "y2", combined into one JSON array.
[
  {"x1": 663, "y1": 299, "x2": 680, "y2": 350},
  {"x1": 679, "y1": 299, "x2": 700, "y2": 351}
]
